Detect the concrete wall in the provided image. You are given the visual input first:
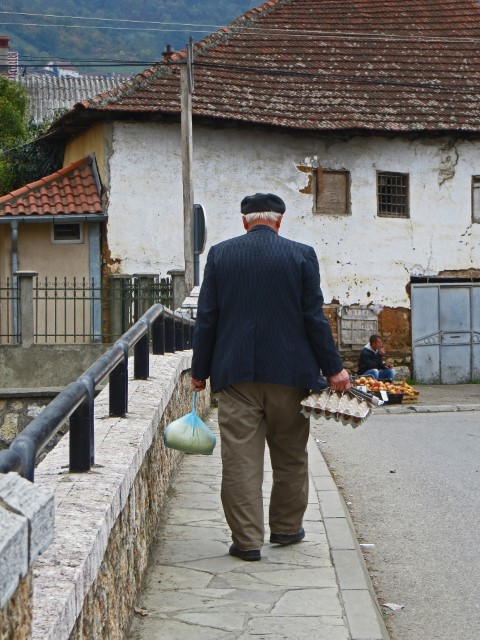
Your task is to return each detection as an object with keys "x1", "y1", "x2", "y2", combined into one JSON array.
[
  {"x1": 63, "y1": 123, "x2": 111, "y2": 187},
  {"x1": 30, "y1": 351, "x2": 210, "y2": 640},
  {"x1": 103, "y1": 122, "x2": 479, "y2": 309},
  {"x1": 0, "y1": 222, "x2": 90, "y2": 285},
  {"x1": 0, "y1": 344, "x2": 109, "y2": 389}
]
